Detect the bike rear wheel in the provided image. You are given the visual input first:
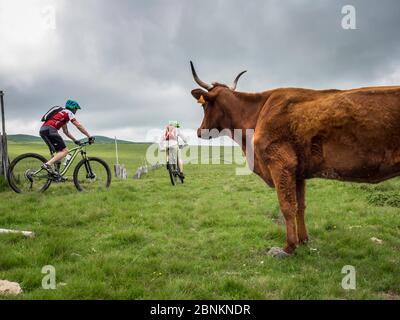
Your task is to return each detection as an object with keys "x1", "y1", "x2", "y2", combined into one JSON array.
[
  {"x1": 7, "y1": 153, "x2": 52, "y2": 193},
  {"x1": 73, "y1": 157, "x2": 111, "y2": 192},
  {"x1": 177, "y1": 165, "x2": 184, "y2": 184},
  {"x1": 176, "y1": 152, "x2": 184, "y2": 184},
  {"x1": 167, "y1": 147, "x2": 179, "y2": 186},
  {"x1": 167, "y1": 163, "x2": 177, "y2": 186}
]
